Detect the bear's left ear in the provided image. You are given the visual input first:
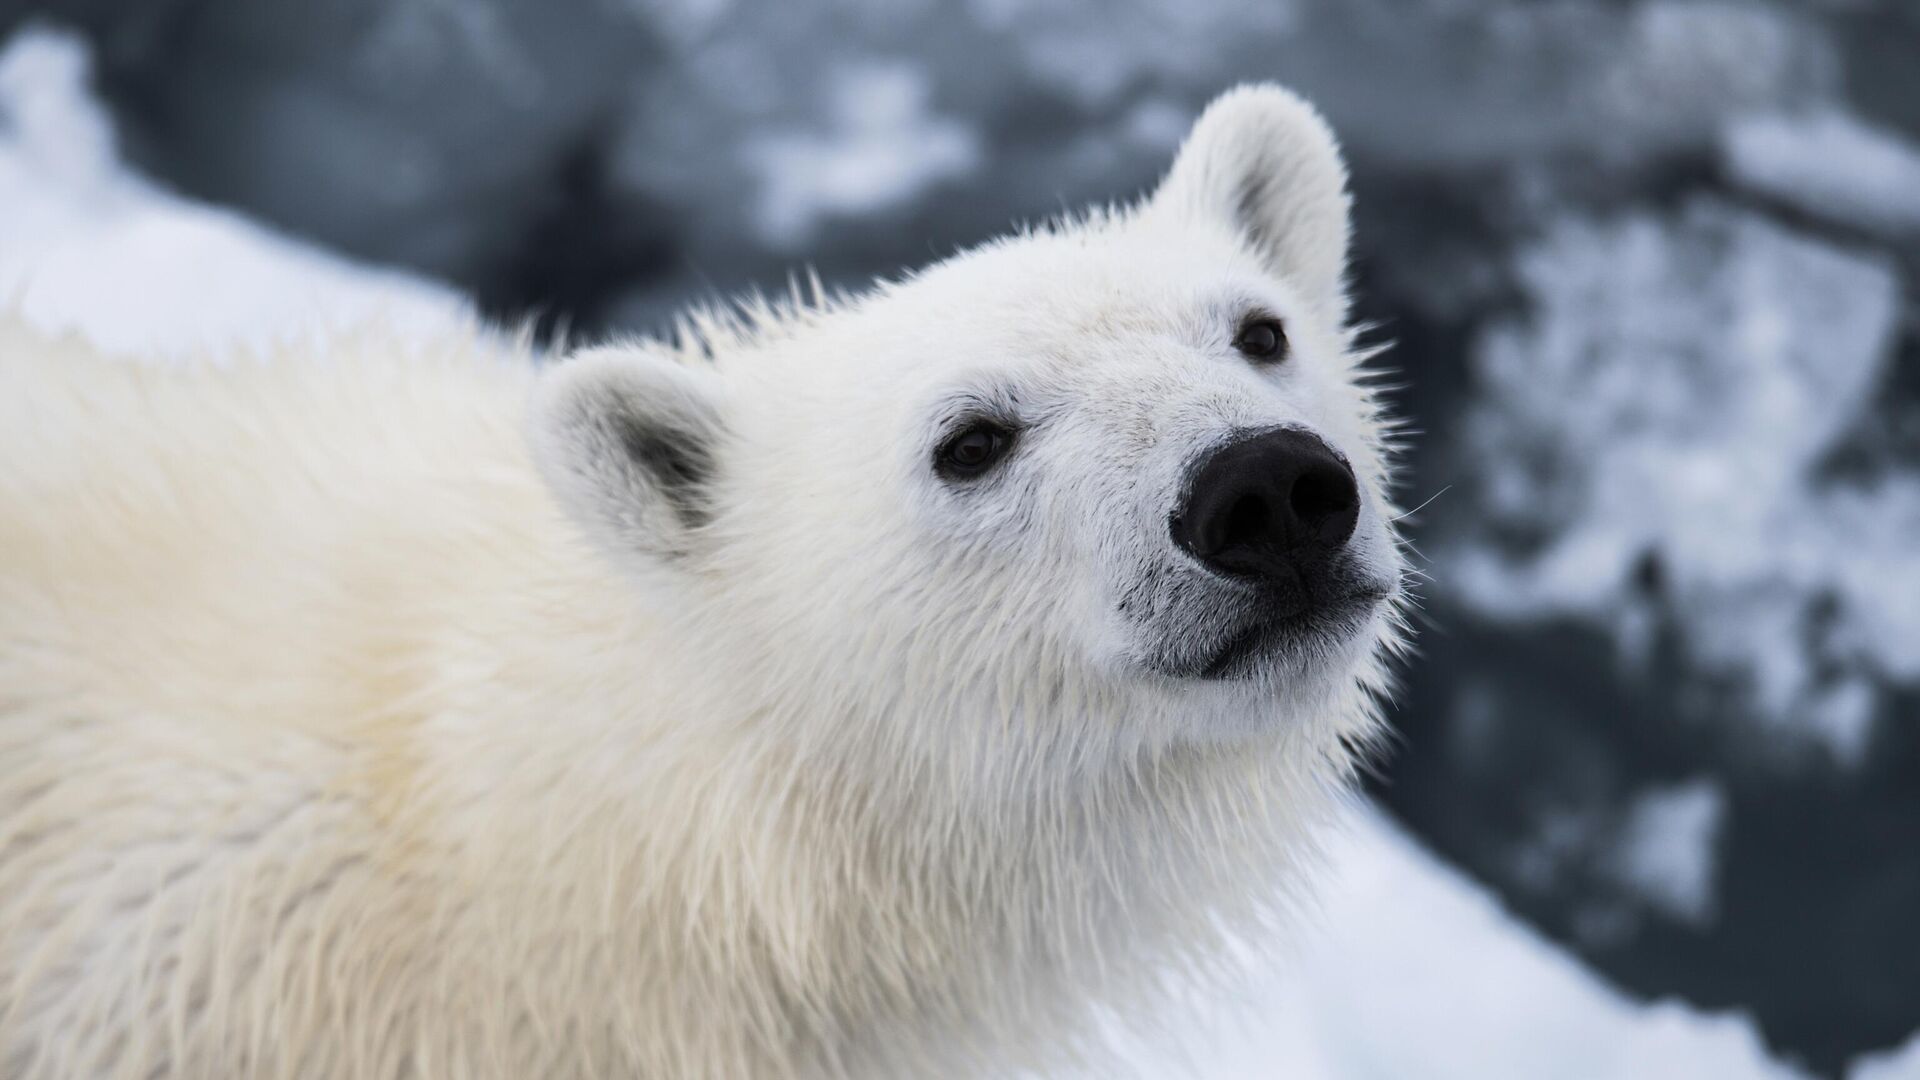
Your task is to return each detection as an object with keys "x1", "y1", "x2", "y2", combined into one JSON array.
[
  {"x1": 1148, "y1": 84, "x2": 1353, "y2": 324},
  {"x1": 530, "y1": 344, "x2": 726, "y2": 566}
]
